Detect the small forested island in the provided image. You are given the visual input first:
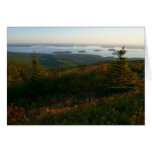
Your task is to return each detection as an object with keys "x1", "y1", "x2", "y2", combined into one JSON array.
[
  {"x1": 94, "y1": 49, "x2": 102, "y2": 51},
  {"x1": 109, "y1": 48, "x2": 116, "y2": 51},
  {"x1": 78, "y1": 50, "x2": 86, "y2": 53},
  {"x1": 7, "y1": 47, "x2": 144, "y2": 125},
  {"x1": 52, "y1": 51, "x2": 72, "y2": 54}
]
